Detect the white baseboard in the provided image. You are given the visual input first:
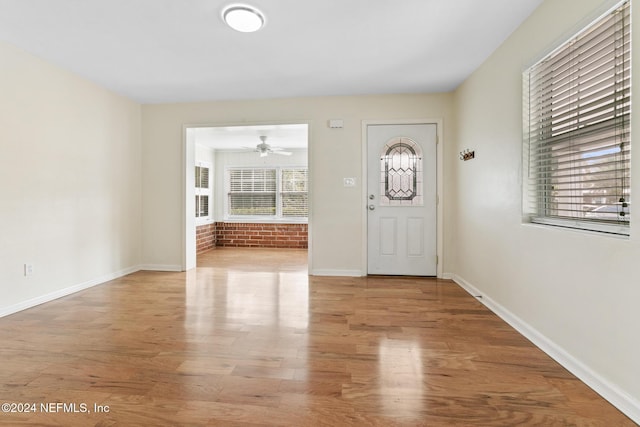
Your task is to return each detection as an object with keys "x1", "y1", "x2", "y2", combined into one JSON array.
[
  {"x1": 139, "y1": 264, "x2": 183, "y2": 272},
  {"x1": 452, "y1": 274, "x2": 640, "y2": 425},
  {"x1": 309, "y1": 270, "x2": 456, "y2": 279},
  {"x1": 309, "y1": 269, "x2": 364, "y2": 277},
  {"x1": 0, "y1": 266, "x2": 140, "y2": 319}
]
